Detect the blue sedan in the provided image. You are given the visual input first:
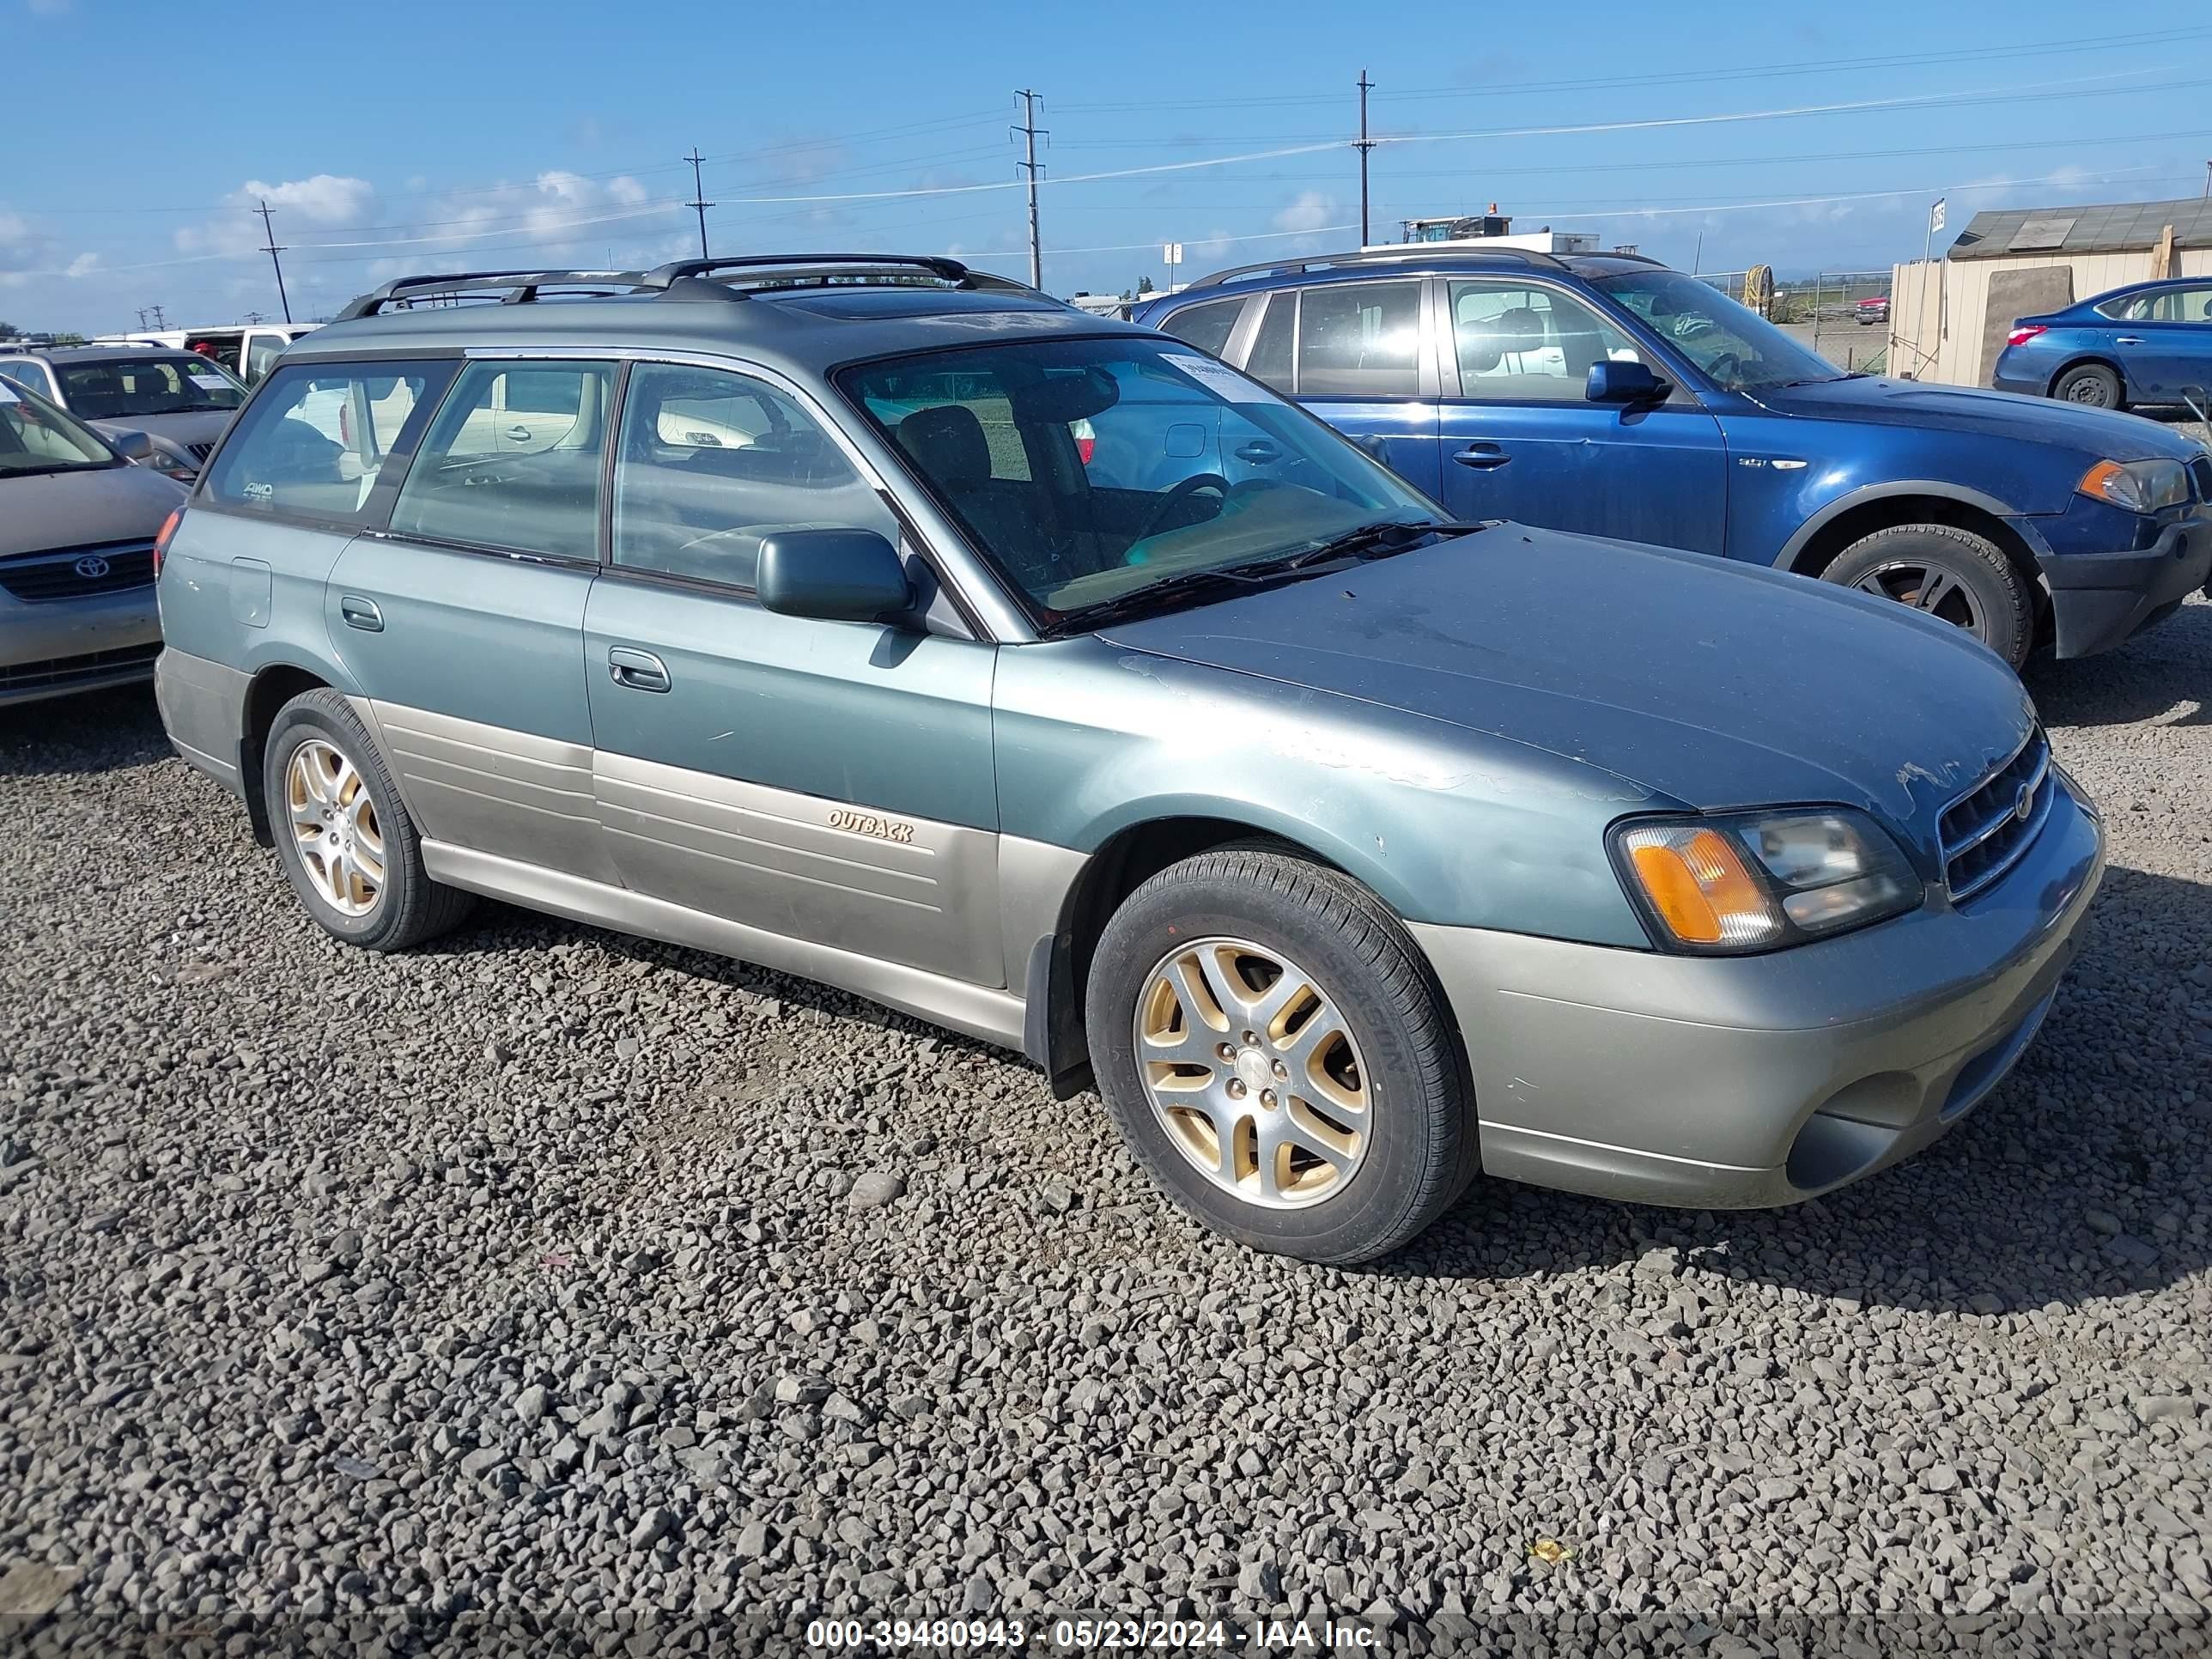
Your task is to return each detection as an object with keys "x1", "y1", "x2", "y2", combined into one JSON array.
[{"x1": 1992, "y1": 276, "x2": 2212, "y2": 410}]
